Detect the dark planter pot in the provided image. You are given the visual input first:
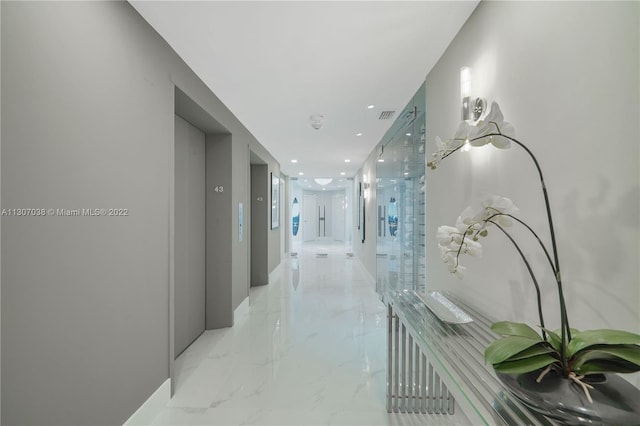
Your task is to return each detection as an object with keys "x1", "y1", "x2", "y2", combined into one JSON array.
[{"x1": 496, "y1": 370, "x2": 640, "y2": 425}]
